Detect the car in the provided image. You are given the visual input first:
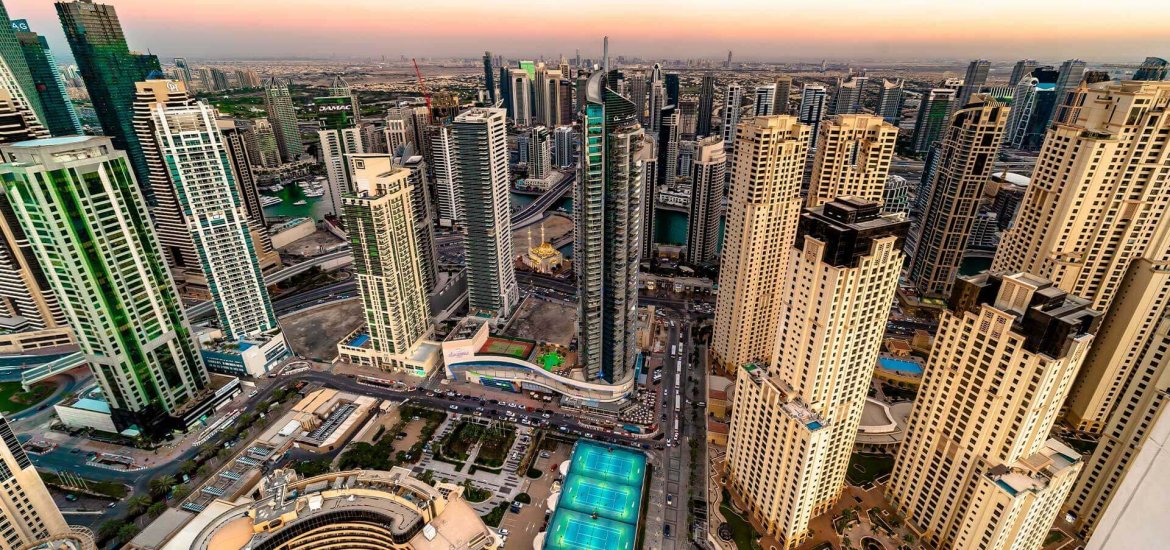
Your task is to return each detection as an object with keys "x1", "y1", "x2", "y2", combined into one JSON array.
[
  {"x1": 248, "y1": 390, "x2": 258, "y2": 397},
  {"x1": 539, "y1": 451, "x2": 551, "y2": 458},
  {"x1": 449, "y1": 405, "x2": 458, "y2": 410},
  {"x1": 541, "y1": 412, "x2": 551, "y2": 419},
  {"x1": 558, "y1": 425, "x2": 569, "y2": 432},
  {"x1": 107, "y1": 501, "x2": 117, "y2": 508},
  {"x1": 499, "y1": 528, "x2": 510, "y2": 536},
  {"x1": 663, "y1": 524, "x2": 672, "y2": 538},
  {"x1": 666, "y1": 494, "x2": 674, "y2": 506}
]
